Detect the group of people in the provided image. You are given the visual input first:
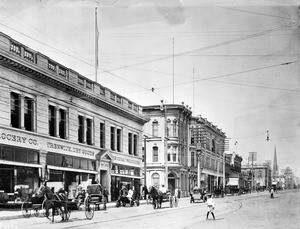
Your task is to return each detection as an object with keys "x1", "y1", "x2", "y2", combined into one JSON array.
[{"x1": 142, "y1": 185, "x2": 181, "y2": 204}]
